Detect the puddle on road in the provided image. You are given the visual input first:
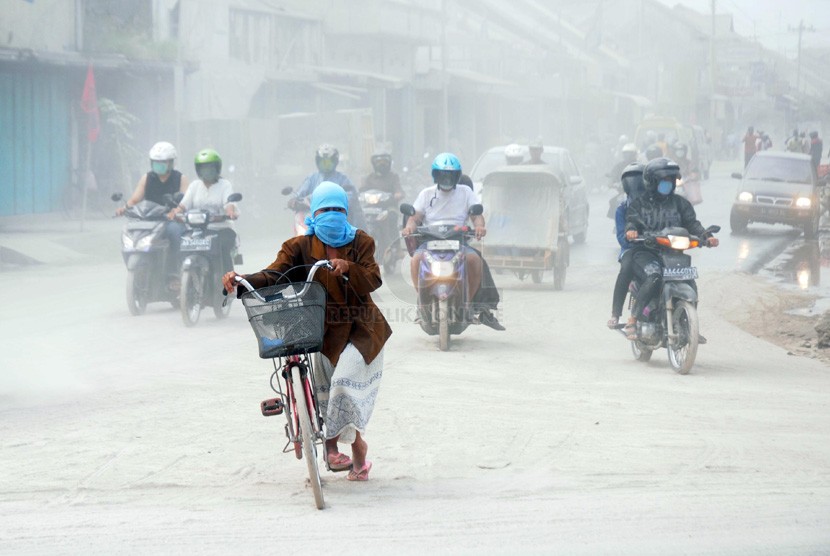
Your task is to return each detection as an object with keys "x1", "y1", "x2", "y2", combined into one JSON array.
[{"x1": 763, "y1": 236, "x2": 830, "y2": 291}]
